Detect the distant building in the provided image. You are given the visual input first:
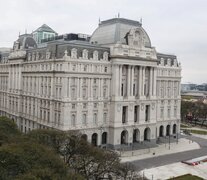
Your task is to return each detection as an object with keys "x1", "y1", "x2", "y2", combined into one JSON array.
[
  {"x1": 181, "y1": 83, "x2": 196, "y2": 92},
  {"x1": 32, "y1": 24, "x2": 58, "y2": 44},
  {"x1": 0, "y1": 48, "x2": 11, "y2": 64},
  {"x1": 0, "y1": 17, "x2": 181, "y2": 149}
]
